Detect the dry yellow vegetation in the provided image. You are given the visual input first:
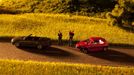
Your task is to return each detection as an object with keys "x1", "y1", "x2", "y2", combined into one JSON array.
[
  {"x1": 0, "y1": 59, "x2": 133, "y2": 75},
  {"x1": 0, "y1": 13, "x2": 134, "y2": 45}
]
